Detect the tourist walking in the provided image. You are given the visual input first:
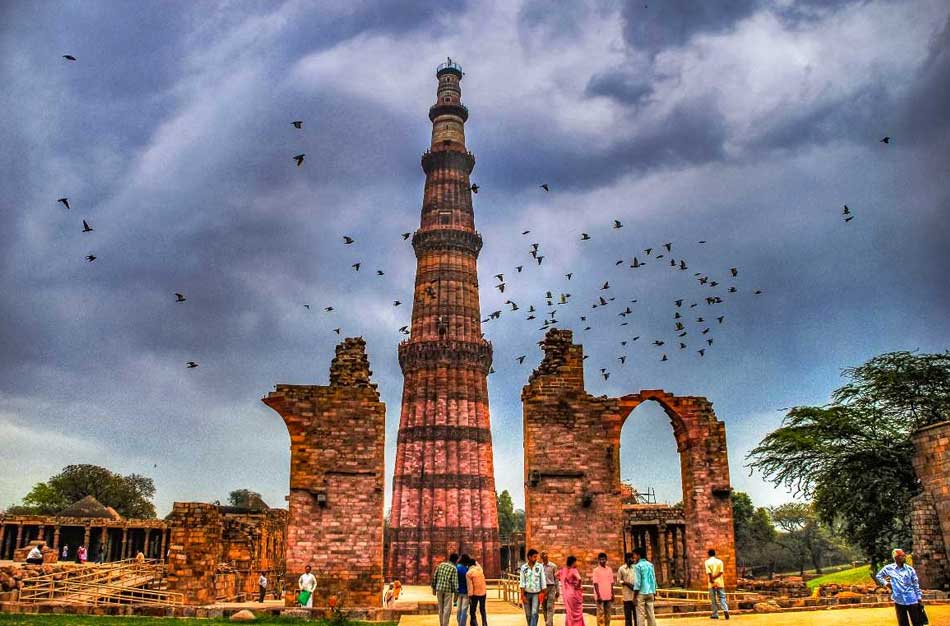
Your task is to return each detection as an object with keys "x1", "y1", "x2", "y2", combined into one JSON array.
[
  {"x1": 705, "y1": 549, "x2": 729, "y2": 620},
  {"x1": 466, "y1": 557, "x2": 488, "y2": 626},
  {"x1": 540, "y1": 551, "x2": 559, "y2": 626},
  {"x1": 592, "y1": 552, "x2": 614, "y2": 626},
  {"x1": 433, "y1": 553, "x2": 460, "y2": 626},
  {"x1": 632, "y1": 548, "x2": 657, "y2": 626},
  {"x1": 875, "y1": 549, "x2": 925, "y2": 626},
  {"x1": 77, "y1": 545, "x2": 87, "y2": 563},
  {"x1": 96, "y1": 544, "x2": 105, "y2": 564},
  {"x1": 617, "y1": 553, "x2": 638, "y2": 626},
  {"x1": 298, "y1": 564, "x2": 316, "y2": 608},
  {"x1": 457, "y1": 554, "x2": 471, "y2": 626},
  {"x1": 557, "y1": 556, "x2": 585, "y2": 626},
  {"x1": 61, "y1": 544, "x2": 69, "y2": 561},
  {"x1": 26, "y1": 544, "x2": 44, "y2": 564},
  {"x1": 519, "y1": 549, "x2": 547, "y2": 626},
  {"x1": 258, "y1": 570, "x2": 267, "y2": 602}
]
